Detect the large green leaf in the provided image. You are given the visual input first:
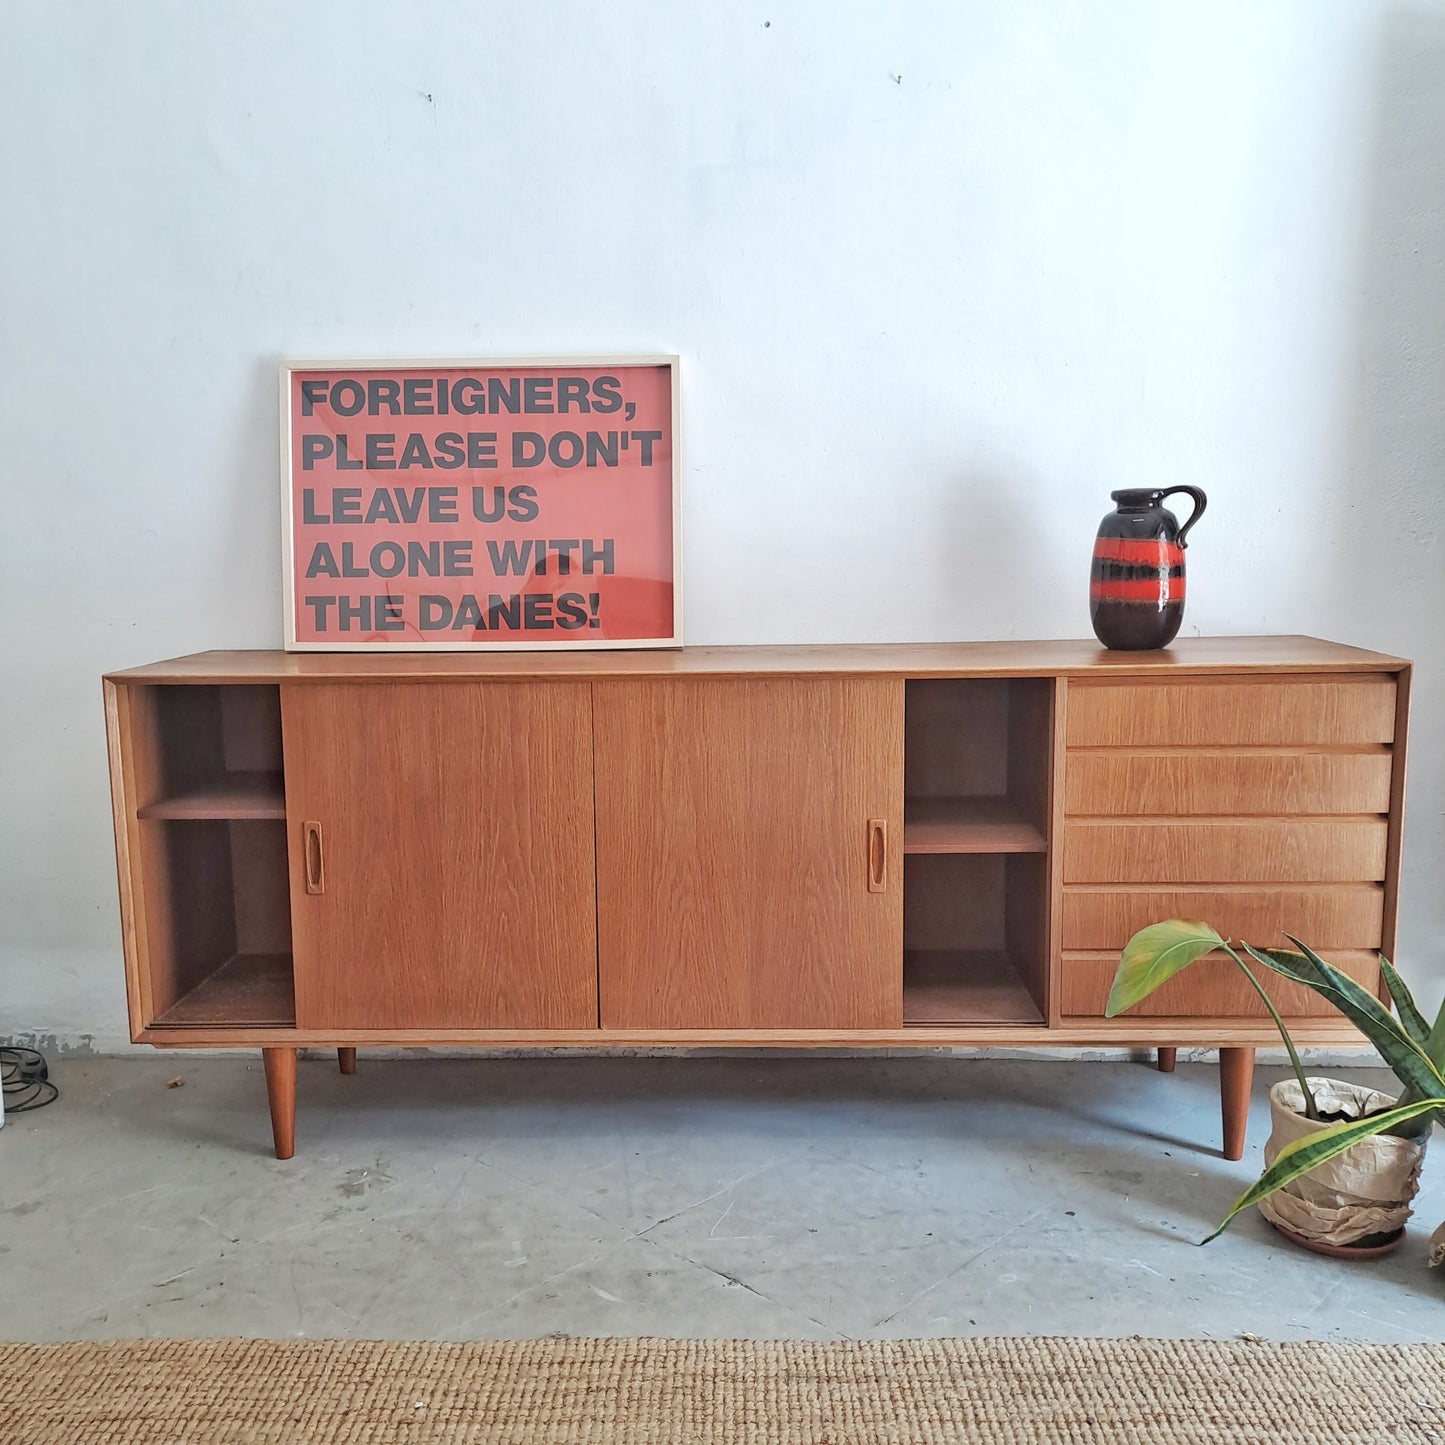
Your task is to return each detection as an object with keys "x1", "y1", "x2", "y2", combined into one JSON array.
[
  {"x1": 1243, "y1": 943, "x2": 1445, "y2": 1104},
  {"x1": 1107, "y1": 921, "x2": 1225, "y2": 1017},
  {"x1": 1379, "y1": 955, "x2": 1430, "y2": 1048},
  {"x1": 1202, "y1": 1096, "x2": 1444, "y2": 1242}
]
